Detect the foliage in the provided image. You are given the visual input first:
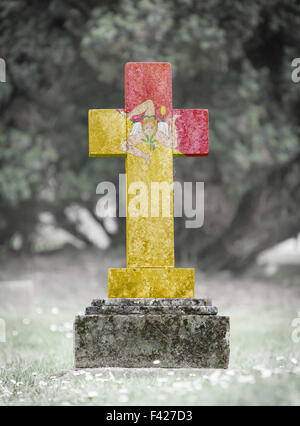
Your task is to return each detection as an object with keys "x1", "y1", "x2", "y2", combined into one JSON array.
[{"x1": 0, "y1": 0, "x2": 299, "y2": 268}]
